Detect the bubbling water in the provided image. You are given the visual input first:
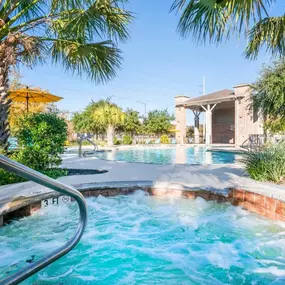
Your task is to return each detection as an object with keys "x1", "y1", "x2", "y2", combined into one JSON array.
[{"x1": 1, "y1": 191, "x2": 285, "y2": 284}]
